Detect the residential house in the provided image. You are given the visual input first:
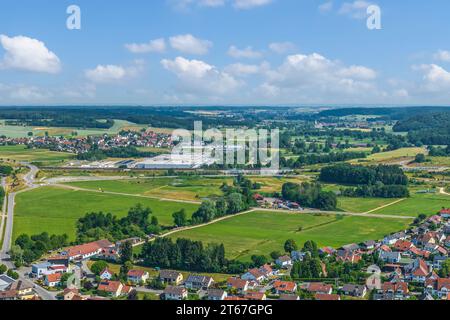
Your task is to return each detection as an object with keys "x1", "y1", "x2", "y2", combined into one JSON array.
[
  {"x1": 242, "y1": 268, "x2": 266, "y2": 283},
  {"x1": 361, "y1": 240, "x2": 377, "y2": 250},
  {"x1": 315, "y1": 293, "x2": 340, "y2": 301},
  {"x1": 159, "y1": 270, "x2": 183, "y2": 285},
  {"x1": 164, "y1": 286, "x2": 188, "y2": 301},
  {"x1": 97, "y1": 280, "x2": 131, "y2": 297},
  {"x1": 393, "y1": 240, "x2": 415, "y2": 252},
  {"x1": 405, "y1": 259, "x2": 432, "y2": 283},
  {"x1": 31, "y1": 262, "x2": 52, "y2": 278},
  {"x1": 273, "y1": 281, "x2": 297, "y2": 294},
  {"x1": 207, "y1": 289, "x2": 227, "y2": 301},
  {"x1": 244, "y1": 292, "x2": 266, "y2": 301},
  {"x1": 7, "y1": 280, "x2": 34, "y2": 300},
  {"x1": 425, "y1": 277, "x2": 450, "y2": 299},
  {"x1": 184, "y1": 275, "x2": 214, "y2": 290},
  {"x1": 45, "y1": 273, "x2": 62, "y2": 288},
  {"x1": 279, "y1": 294, "x2": 300, "y2": 301},
  {"x1": 383, "y1": 232, "x2": 407, "y2": 246},
  {"x1": 303, "y1": 283, "x2": 333, "y2": 295},
  {"x1": 319, "y1": 247, "x2": 336, "y2": 256},
  {"x1": 99, "y1": 268, "x2": 113, "y2": 280},
  {"x1": 127, "y1": 270, "x2": 149, "y2": 284},
  {"x1": 380, "y1": 251, "x2": 402, "y2": 264},
  {"x1": 276, "y1": 255, "x2": 293, "y2": 268},
  {"x1": 62, "y1": 239, "x2": 113, "y2": 261},
  {"x1": 0, "y1": 275, "x2": 15, "y2": 291},
  {"x1": 366, "y1": 275, "x2": 382, "y2": 291},
  {"x1": 227, "y1": 277, "x2": 249, "y2": 293},
  {"x1": 341, "y1": 284, "x2": 367, "y2": 298},
  {"x1": 375, "y1": 282, "x2": 409, "y2": 300}
]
